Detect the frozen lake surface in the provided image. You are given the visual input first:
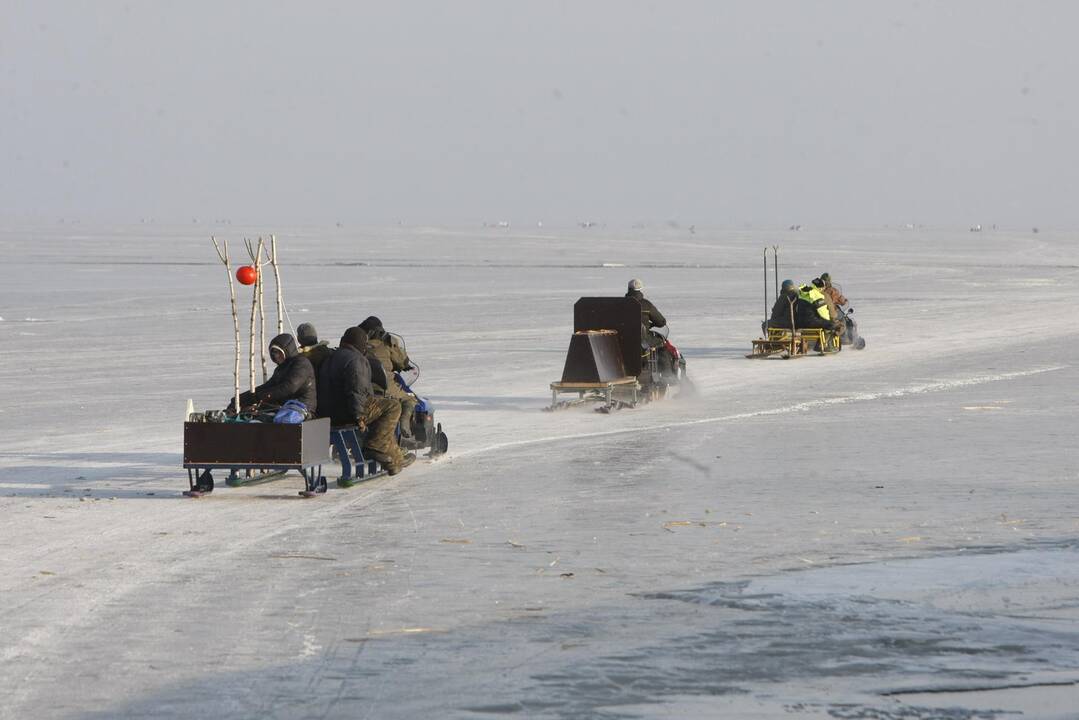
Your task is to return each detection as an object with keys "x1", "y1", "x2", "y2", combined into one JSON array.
[{"x1": 1, "y1": 224, "x2": 1077, "y2": 718}]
